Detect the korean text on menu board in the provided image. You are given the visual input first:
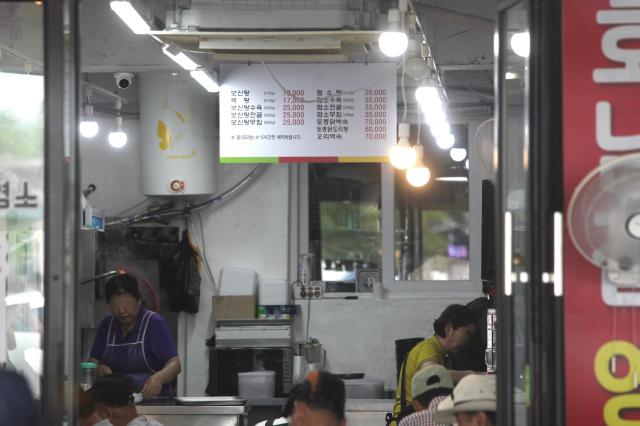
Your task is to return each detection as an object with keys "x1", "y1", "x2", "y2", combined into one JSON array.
[{"x1": 219, "y1": 63, "x2": 397, "y2": 162}]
